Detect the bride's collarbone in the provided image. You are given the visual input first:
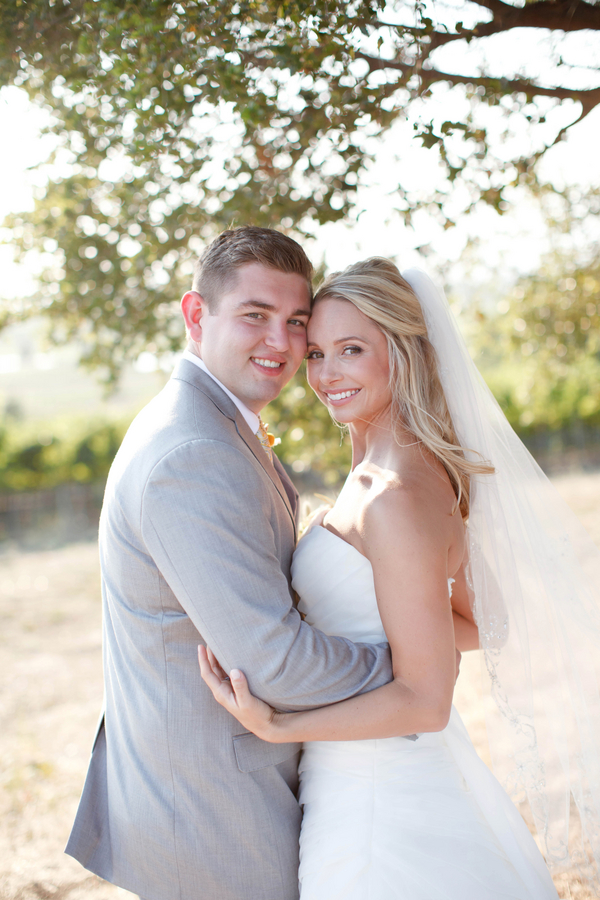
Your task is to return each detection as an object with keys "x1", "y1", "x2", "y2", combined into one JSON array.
[
  {"x1": 328, "y1": 462, "x2": 459, "y2": 553},
  {"x1": 323, "y1": 472, "x2": 399, "y2": 555},
  {"x1": 321, "y1": 489, "x2": 365, "y2": 557},
  {"x1": 341, "y1": 460, "x2": 423, "y2": 513}
]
